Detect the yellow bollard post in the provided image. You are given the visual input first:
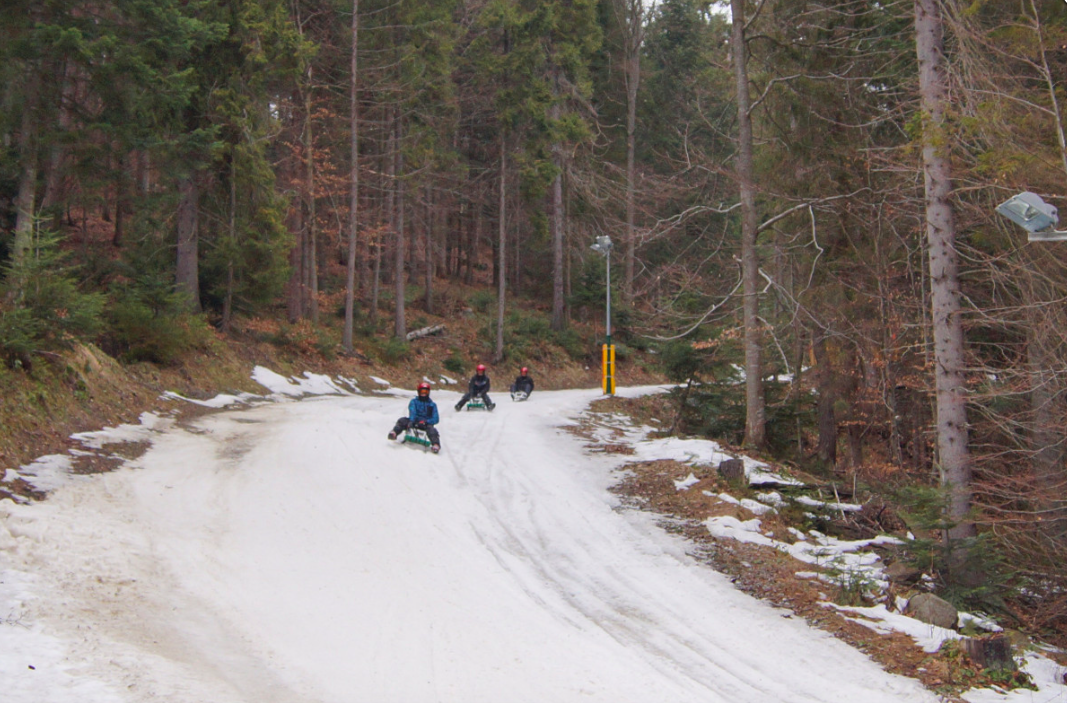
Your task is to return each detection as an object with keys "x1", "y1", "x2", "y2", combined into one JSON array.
[
  {"x1": 602, "y1": 344, "x2": 609, "y2": 394},
  {"x1": 608, "y1": 344, "x2": 616, "y2": 395},
  {"x1": 602, "y1": 343, "x2": 616, "y2": 395}
]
